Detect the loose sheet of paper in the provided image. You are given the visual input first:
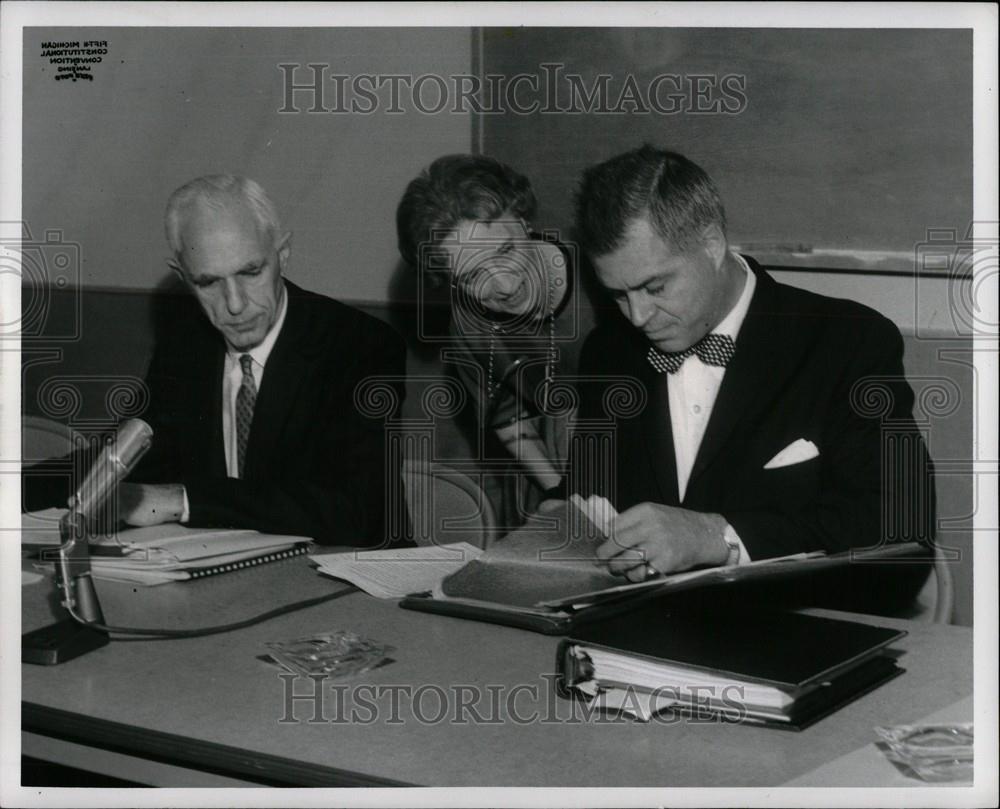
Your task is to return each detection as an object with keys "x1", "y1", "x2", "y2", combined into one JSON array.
[
  {"x1": 310, "y1": 542, "x2": 484, "y2": 599},
  {"x1": 569, "y1": 493, "x2": 617, "y2": 537}
]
